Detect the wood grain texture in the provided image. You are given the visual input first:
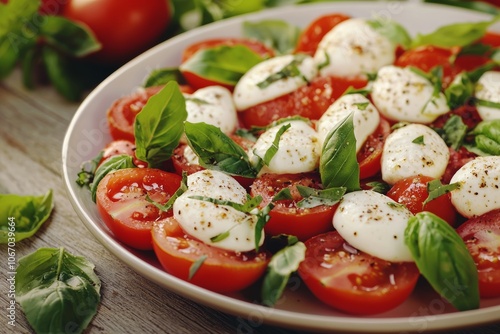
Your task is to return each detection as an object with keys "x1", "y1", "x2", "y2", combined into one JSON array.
[{"x1": 0, "y1": 70, "x2": 499, "y2": 334}]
